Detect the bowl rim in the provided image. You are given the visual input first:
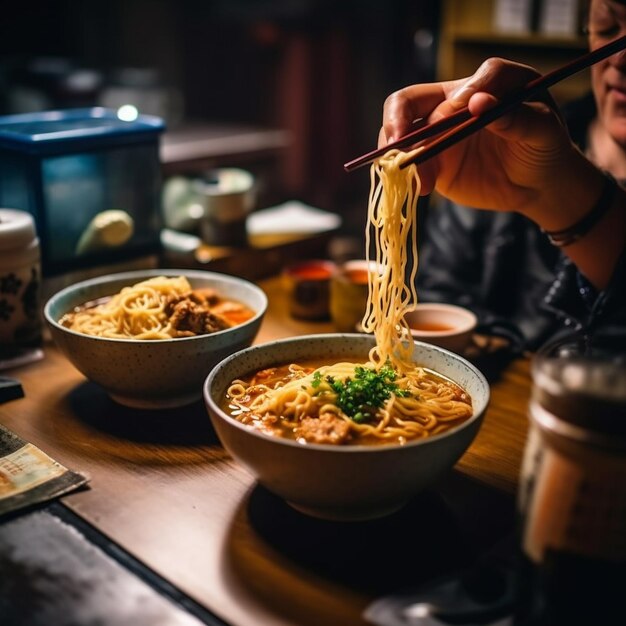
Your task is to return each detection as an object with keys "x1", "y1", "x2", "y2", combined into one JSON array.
[
  {"x1": 43, "y1": 268, "x2": 268, "y2": 343},
  {"x1": 405, "y1": 302, "x2": 478, "y2": 337},
  {"x1": 204, "y1": 332, "x2": 490, "y2": 453}
]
